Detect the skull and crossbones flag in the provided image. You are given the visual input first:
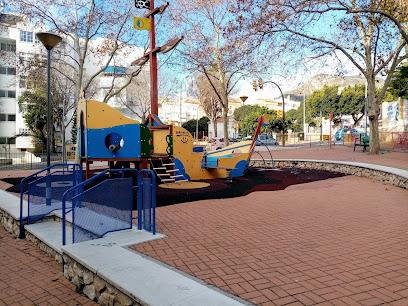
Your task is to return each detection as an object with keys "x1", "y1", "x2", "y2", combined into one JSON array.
[{"x1": 135, "y1": 0, "x2": 150, "y2": 9}]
